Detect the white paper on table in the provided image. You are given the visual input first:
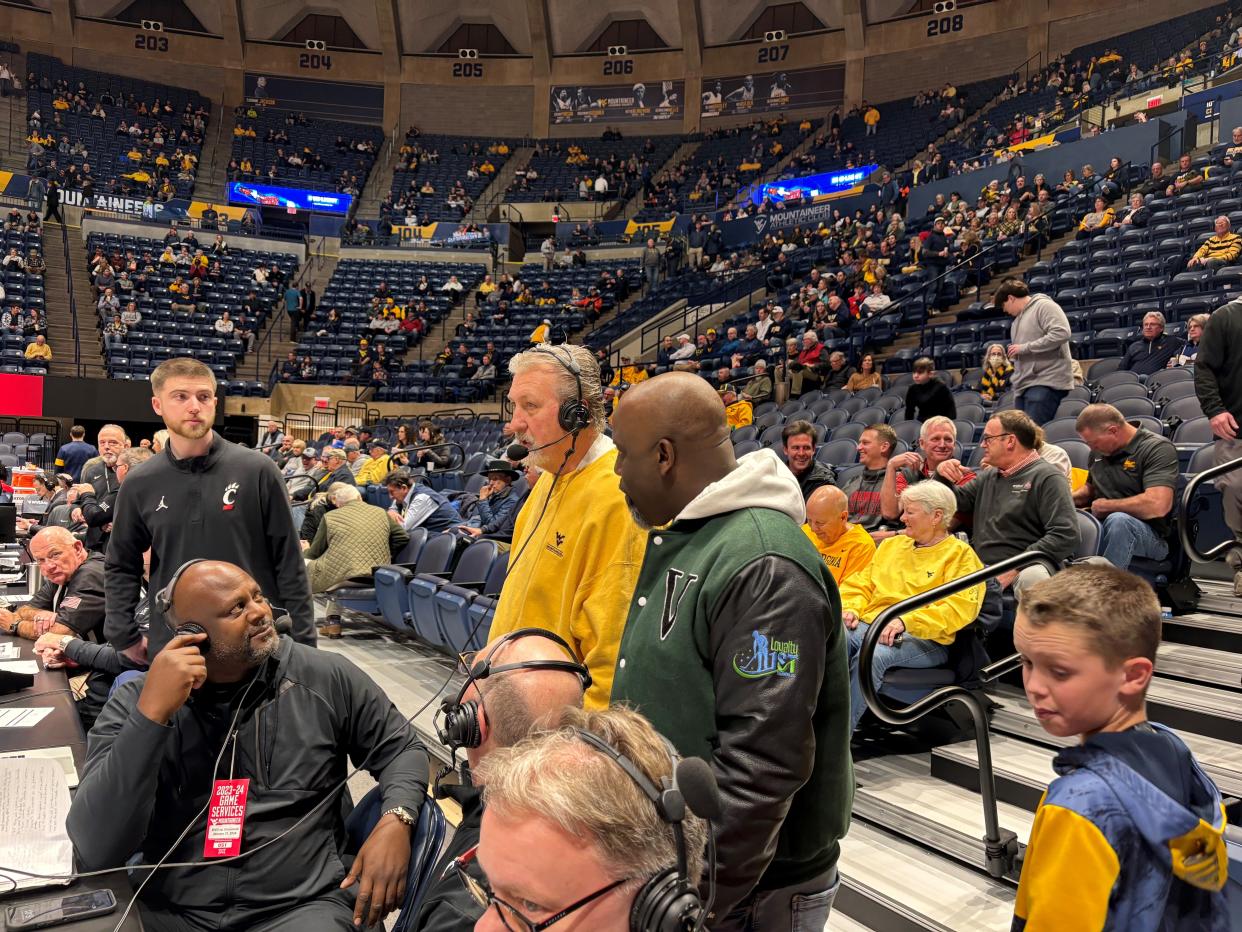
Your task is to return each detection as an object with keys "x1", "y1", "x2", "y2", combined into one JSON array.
[
  {"x1": 0, "y1": 642, "x2": 19, "y2": 659},
  {"x1": 0, "y1": 660, "x2": 39, "y2": 674},
  {"x1": 0, "y1": 746, "x2": 79, "y2": 788},
  {"x1": 0, "y1": 757, "x2": 73, "y2": 892},
  {"x1": 0, "y1": 707, "x2": 54, "y2": 728}
]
